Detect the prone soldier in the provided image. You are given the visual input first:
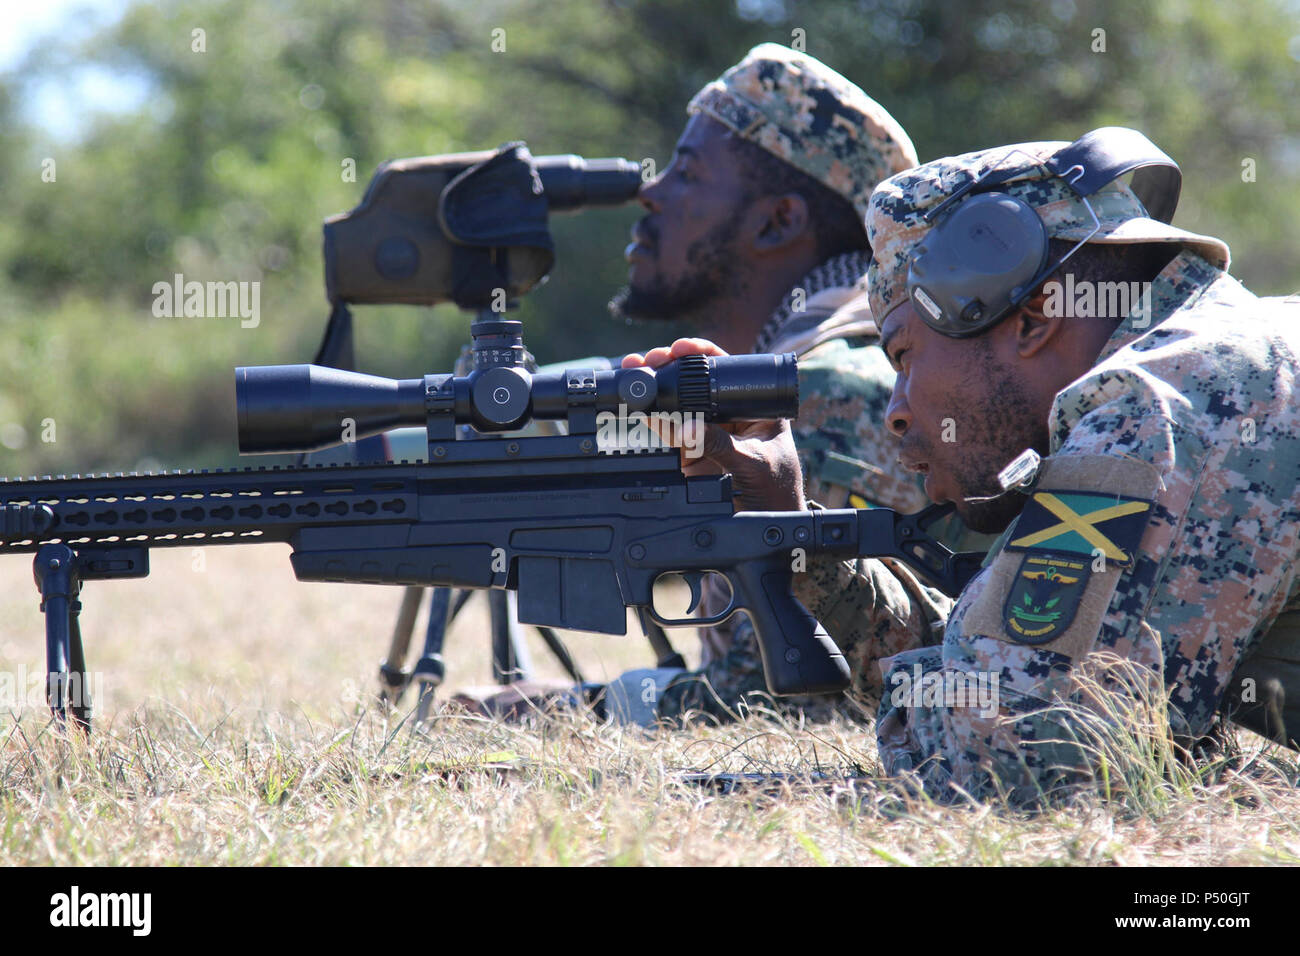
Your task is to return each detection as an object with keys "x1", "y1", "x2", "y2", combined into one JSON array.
[{"x1": 628, "y1": 131, "x2": 1300, "y2": 801}]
